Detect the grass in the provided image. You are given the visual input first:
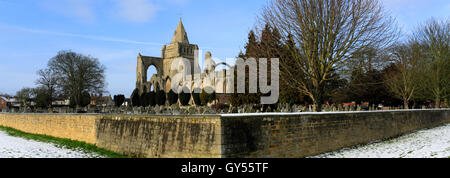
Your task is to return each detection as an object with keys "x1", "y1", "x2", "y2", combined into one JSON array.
[{"x1": 0, "y1": 125, "x2": 127, "y2": 158}]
